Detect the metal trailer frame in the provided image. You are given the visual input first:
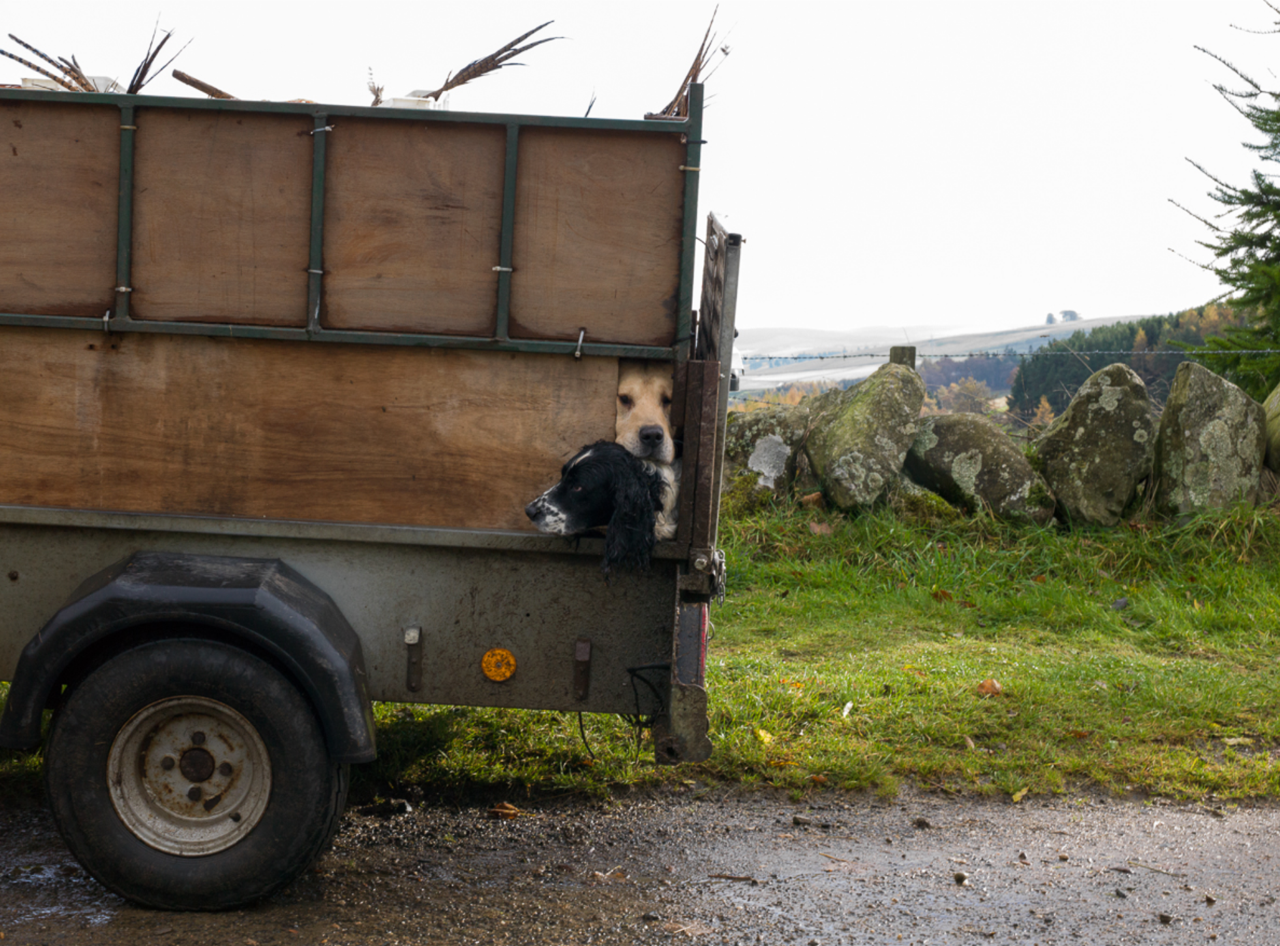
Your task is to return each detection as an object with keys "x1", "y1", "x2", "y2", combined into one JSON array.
[{"x1": 0, "y1": 84, "x2": 741, "y2": 766}]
